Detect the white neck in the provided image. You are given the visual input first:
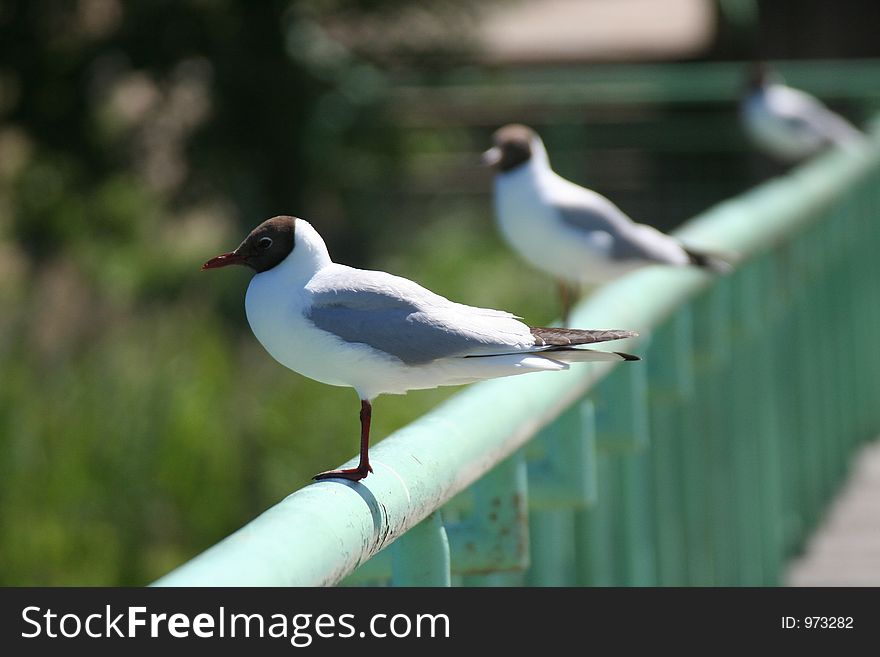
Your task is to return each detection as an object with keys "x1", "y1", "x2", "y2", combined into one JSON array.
[
  {"x1": 528, "y1": 136, "x2": 551, "y2": 171},
  {"x1": 273, "y1": 218, "x2": 333, "y2": 281}
]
